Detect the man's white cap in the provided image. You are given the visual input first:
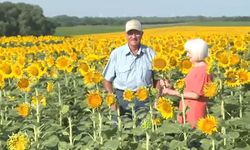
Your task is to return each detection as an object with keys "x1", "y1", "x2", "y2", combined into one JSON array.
[{"x1": 125, "y1": 19, "x2": 143, "y2": 32}]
